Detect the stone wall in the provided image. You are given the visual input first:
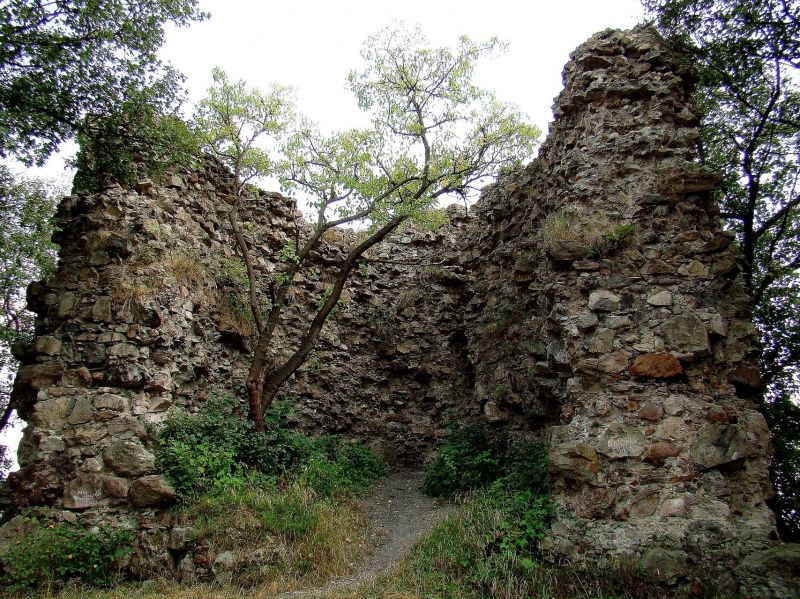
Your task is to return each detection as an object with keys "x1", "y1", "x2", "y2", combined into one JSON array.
[
  {"x1": 2, "y1": 24, "x2": 783, "y2": 591},
  {"x1": 463, "y1": 26, "x2": 776, "y2": 588}
]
